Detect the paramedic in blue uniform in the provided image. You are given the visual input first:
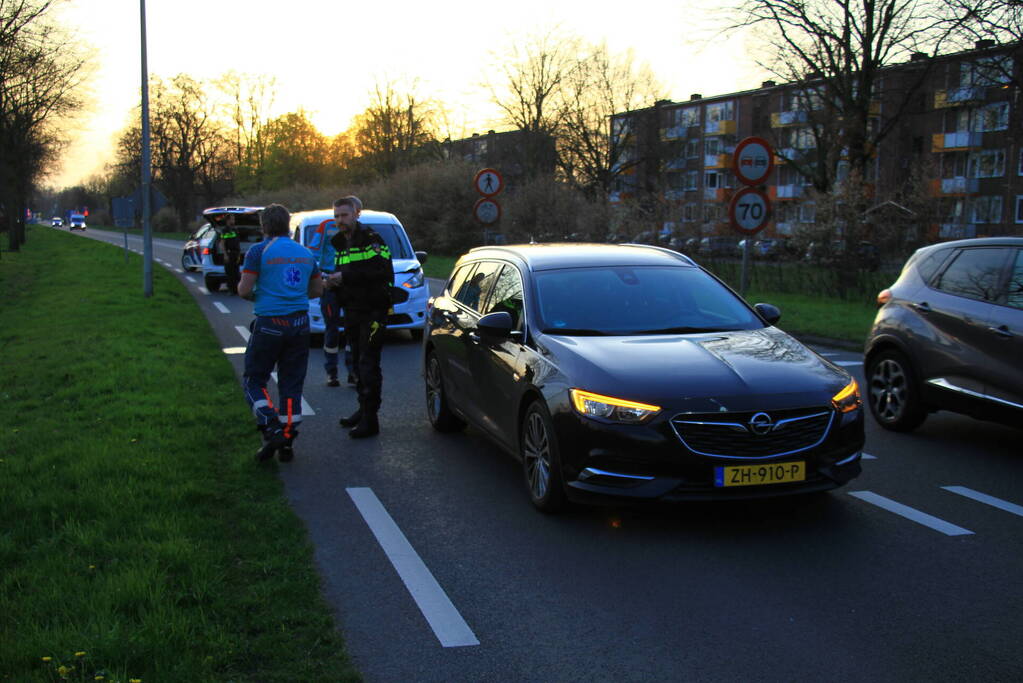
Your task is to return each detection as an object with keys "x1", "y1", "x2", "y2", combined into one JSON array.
[
  {"x1": 307, "y1": 204, "x2": 357, "y2": 387},
  {"x1": 238, "y1": 203, "x2": 323, "y2": 462},
  {"x1": 326, "y1": 195, "x2": 392, "y2": 439}
]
